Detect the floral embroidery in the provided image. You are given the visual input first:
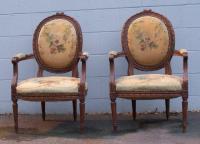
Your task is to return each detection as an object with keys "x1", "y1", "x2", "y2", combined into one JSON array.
[
  {"x1": 131, "y1": 20, "x2": 165, "y2": 51},
  {"x1": 135, "y1": 30, "x2": 158, "y2": 51},
  {"x1": 127, "y1": 16, "x2": 169, "y2": 66},
  {"x1": 128, "y1": 17, "x2": 169, "y2": 51},
  {"x1": 37, "y1": 19, "x2": 77, "y2": 69},
  {"x1": 42, "y1": 24, "x2": 72, "y2": 54}
]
